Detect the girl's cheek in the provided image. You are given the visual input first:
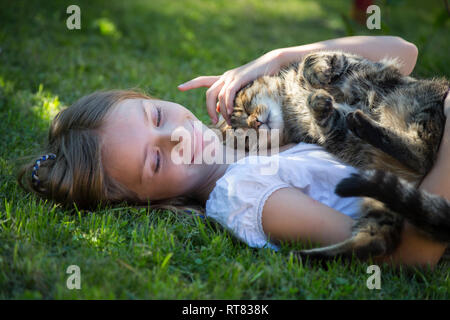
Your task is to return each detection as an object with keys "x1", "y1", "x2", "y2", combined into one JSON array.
[{"x1": 168, "y1": 167, "x2": 186, "y2": 184}]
